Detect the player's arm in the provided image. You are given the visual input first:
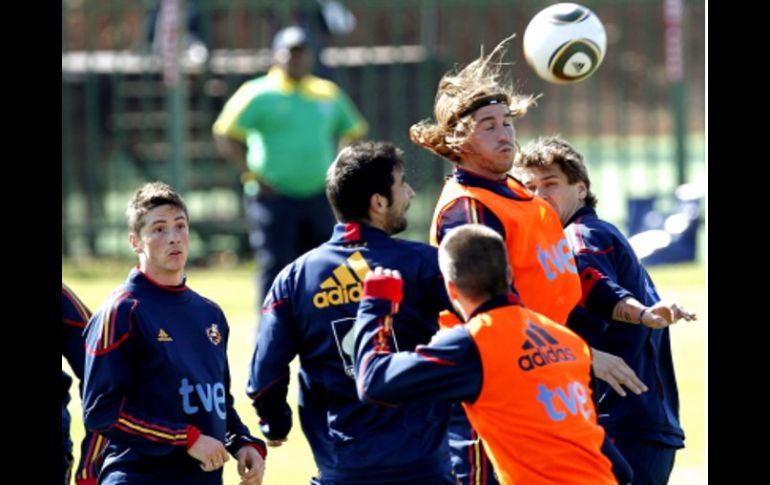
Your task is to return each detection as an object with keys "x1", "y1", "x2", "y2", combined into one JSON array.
[
  {"x1": 82, "y1": 295, "x2": 198, "y2": 456},
  {"x1": 565, "y1": 305, "x2": 608, "y2": 345},
  {"x1": 334, "y1": 88, "x2": 369, "y2": 145},
  {"x1": 212, "y1": 81, "x2": 260, "y2": 173},
  {"x1": 213, "y1": 135, "x2": 249, "y2": 173},
  {"x1": 213, "y1": 313, "x2": 267, "y2": 458},
  {"x1": 209, "y1": 314, "x2": 266, "y2": 484},
  {"x1": 73, "y1": 432, "x2": 106, "y2": 485},
  {"x1": 571, "y1": 231, "x2": 695, "y2": 328},
  {"x1": 353, "y1": 270, "x2": 482, "y2": 405},
  {"x1": 567, "y1": 244, "x2": 649, "y2": 395},
  {"x1": 435, "y1": 197, "x2": 505, "y2": 243},
  {"x1": 246, "y1": 273, "x2": 299, "y2": 444},
  {"x1": 62, "y1": 286, "x2": 107, "y2": 484}
]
